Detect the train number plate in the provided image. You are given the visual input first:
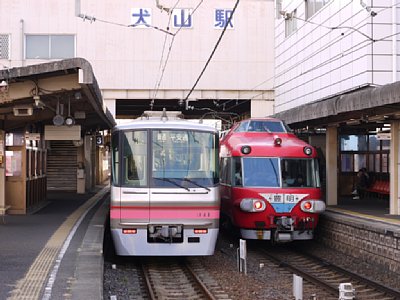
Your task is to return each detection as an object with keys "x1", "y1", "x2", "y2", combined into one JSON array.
[
  {"x1": 259, "y1": 193, "x2": 308, "y2": 204},
  {"x1": 271, "y1": 194, "x2": 283, "y2": 203}
]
